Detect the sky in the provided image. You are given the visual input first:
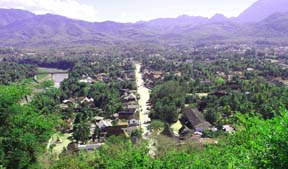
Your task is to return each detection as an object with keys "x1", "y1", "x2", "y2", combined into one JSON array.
[{"x1": 0, "y1": 0, "x2": 258, "y2": 23}]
